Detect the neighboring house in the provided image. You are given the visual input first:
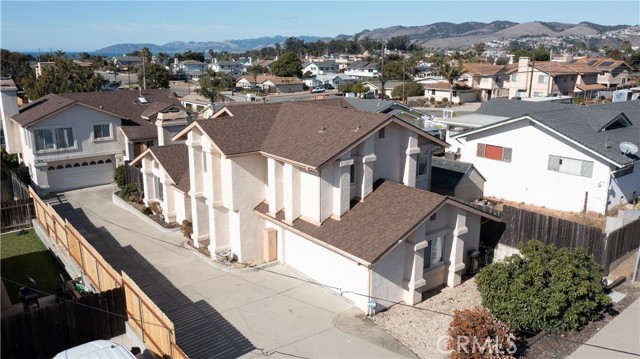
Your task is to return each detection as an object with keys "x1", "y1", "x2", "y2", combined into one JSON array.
[
  {"x1": 461, "y1": 63, "x2": 510, "y2": 101},
  {"x1": 424, "y1": 82, "x2": 477, "y2": 104},
  {"x1": 131, "y1": 144, "x2": 191, "y2": 224},
  {"x1": 451, "y1": 100, "x2": 640, "y2": 214},
  {"x1": 315, "y1": 74, "x2": 348, "y2": 88},
  {"x1": 3, "y1": 89, "x2": 190, "y2": 194},
  {"x1": 248, "y1": 59, "x2": 276, "y2": 73},
  {"x1": 344, "y1": 60, "x2": 380, "y2": 79},
  {"x1": 302, "y1": 77, "x2": 322, "y2": 88},
  {"x1": 209, "y1": 59, "x2": 244, "y2": 74},
  {"x1": 430, "y1": 156, "x2": 485, "y2": 202},
  {"x1": 1, "y1": 78, "x2": 20, "y2": 150},
  {"x1": 586, "y1": 58, "x2": 634, "y2": 89},
  {"x1": 237, "y1": 75, "x2": 303, "y2": 93},
  {"x1": 302, "y1": 60, "x2": 337, "y2": 76},
  {"x1": 141, "y1": 100, "x2": 500, "y2": 313},
  {"x1": 173, "y1": 60, "x2": 208, "y2": 80},
  {"x1": 112, "y1": 56, "x2": 141, "y2": 70},
  {"x1": 362, "y1": 80, "x2": 407, "y2": 99}
]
